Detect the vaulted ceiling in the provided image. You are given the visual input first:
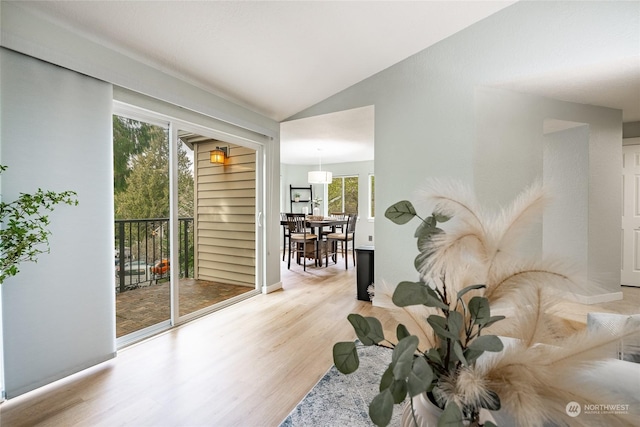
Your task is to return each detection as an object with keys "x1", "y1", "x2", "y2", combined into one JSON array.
[
  {"x1": 13, "y1": 1, "x2": 639, "y2": 165},
  {"x1": 15, "y1": 1, "x2": 515, "y2": 122}
]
